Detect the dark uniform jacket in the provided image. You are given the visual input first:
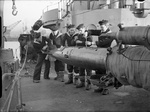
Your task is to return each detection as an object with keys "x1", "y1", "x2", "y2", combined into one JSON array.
[
  {"x1": 33, "y1": 36, "x2": 50, "y2": 54},
  {"x1": 49, "y1": 31, "x2": 65, "y2": 72},
  {"x1": 95, "y1": 28, "x2": 113, "y2": 74},
  {"x1": 87, "y1": 29, "x2": 101, "y2": 36},
  {"x1": 96, "y1": 28, "x2": 114, "y2": 48},
  {"x1": 62, "y1": 32, "x2": 78, "y2": 47},
  {"x1": 76, "y1": 33, "x2": 93, "y2": 47},
  {"x1": 49, "y1": 31, "x2": 63, "y2": 48}
]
